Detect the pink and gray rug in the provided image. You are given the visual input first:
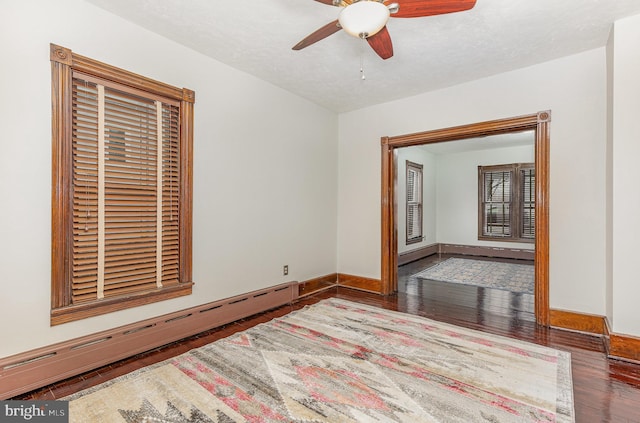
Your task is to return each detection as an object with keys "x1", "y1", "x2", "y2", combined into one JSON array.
[{"x1": 66, "y1": 298, "x2": 573, "y2": 422}]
